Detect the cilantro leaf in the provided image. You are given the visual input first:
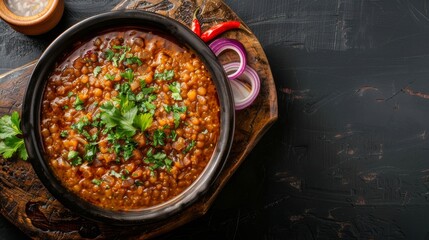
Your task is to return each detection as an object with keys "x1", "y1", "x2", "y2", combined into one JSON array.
[
  {"x1": 169, "y1": 82, "x2": 182, "y2": 100},
  {"x1": 0, "y1": 112, "x2": 27, "y2": 160},
  {"x1": 170, "y1": 130, "x2": 177, "y2": 141},
  {"x1": 110, "y1": 170, "x2": 122, "y2": 178},
  {"x1": 104, "y1": 73, "x2": 115, "y2": 81},
  {"x1": 0, "y1": 111, "x2": 21, "y2": 139},
  {"x1": 144, "y1": 149, "x2": 173, "y2": 172},
  {"x1": 0, "y1": 136, "x2": 24, "y2": 159},
  {"x1": 164, "y1": 104, "x2": 187, "y2": 128},
  {"x1": 74, "y1": 95, "x2": 84, "y2": 111},
  {"x1": 84, "y1": 143, "x2": 97, "y2": 162},
  {"x1": 120, "y1": 107, "x2": 138, "y2": 137},
  {"x1": 112, "y1": 56, "x2": 119, "y2": 67},
  {"x1": 153, "y1": 129, "x2": 166, "y2": 146},
  {"x1": 125, "y1": 56, "x2": 142, "y2": 66},
  {"x1": 120, "y1": 69, "x2": 134, "y2": 82},
  {"x1": 183, "y1": 140, "x2": 196, "y2": 153},
  {"x1": 105, "y1": 49, "x2": 114, "y2": 61},
  {"x1": 154, "y1": 70, "x2": 174, "y2": 81},
  {"x1": 134, "y1": 113, "x2": 153, "y2": 132},
  {"x1": 60, "y1": 130, "x2": 68, "y2": 138},
  {"x1": 100, "y1": 102, "x2": 137, "y2": 137},
  {"x1": 71, "y1": 116, "x2": 90, "y2": 133},
  {"x1": 93, "y1": 66, "x2": 101, "y2": 77},
  {"x1": 68, "y1": 150, "x2": 82, "y2": 166},
  {"x1": 92, "y1": 179, "x2": 102, "y2": 185}
]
